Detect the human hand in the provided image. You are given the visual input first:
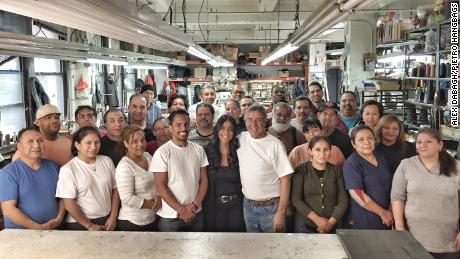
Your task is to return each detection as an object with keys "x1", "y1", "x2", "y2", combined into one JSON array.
[
  {"x1": 41, "y1": 217, "x2": 63, "y2": 230},
  {"x1": 178, "y1": 205, "x2": 195, "y2": 222},
  {"x1": 315, "y1": 217, "x2": 333, "y2": 233},
  {"x1": 104, "y1": 216, "x2": 117, "y2": 231},
  {"x1": 454, "y1": 232, "x2": 460, "y2": 251},
  {"x1": 152, "y1": 195, "x2": 162, "y2": 212},
  {"x1": 380, "y1": 209, "x2": 394, "y2": 226},
  {"x1": 87, "y1": 223, "x2": 106, "y2": 231},
  {"x1": 272, "y1": 211, "x2": 285, "y2": 232}
]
